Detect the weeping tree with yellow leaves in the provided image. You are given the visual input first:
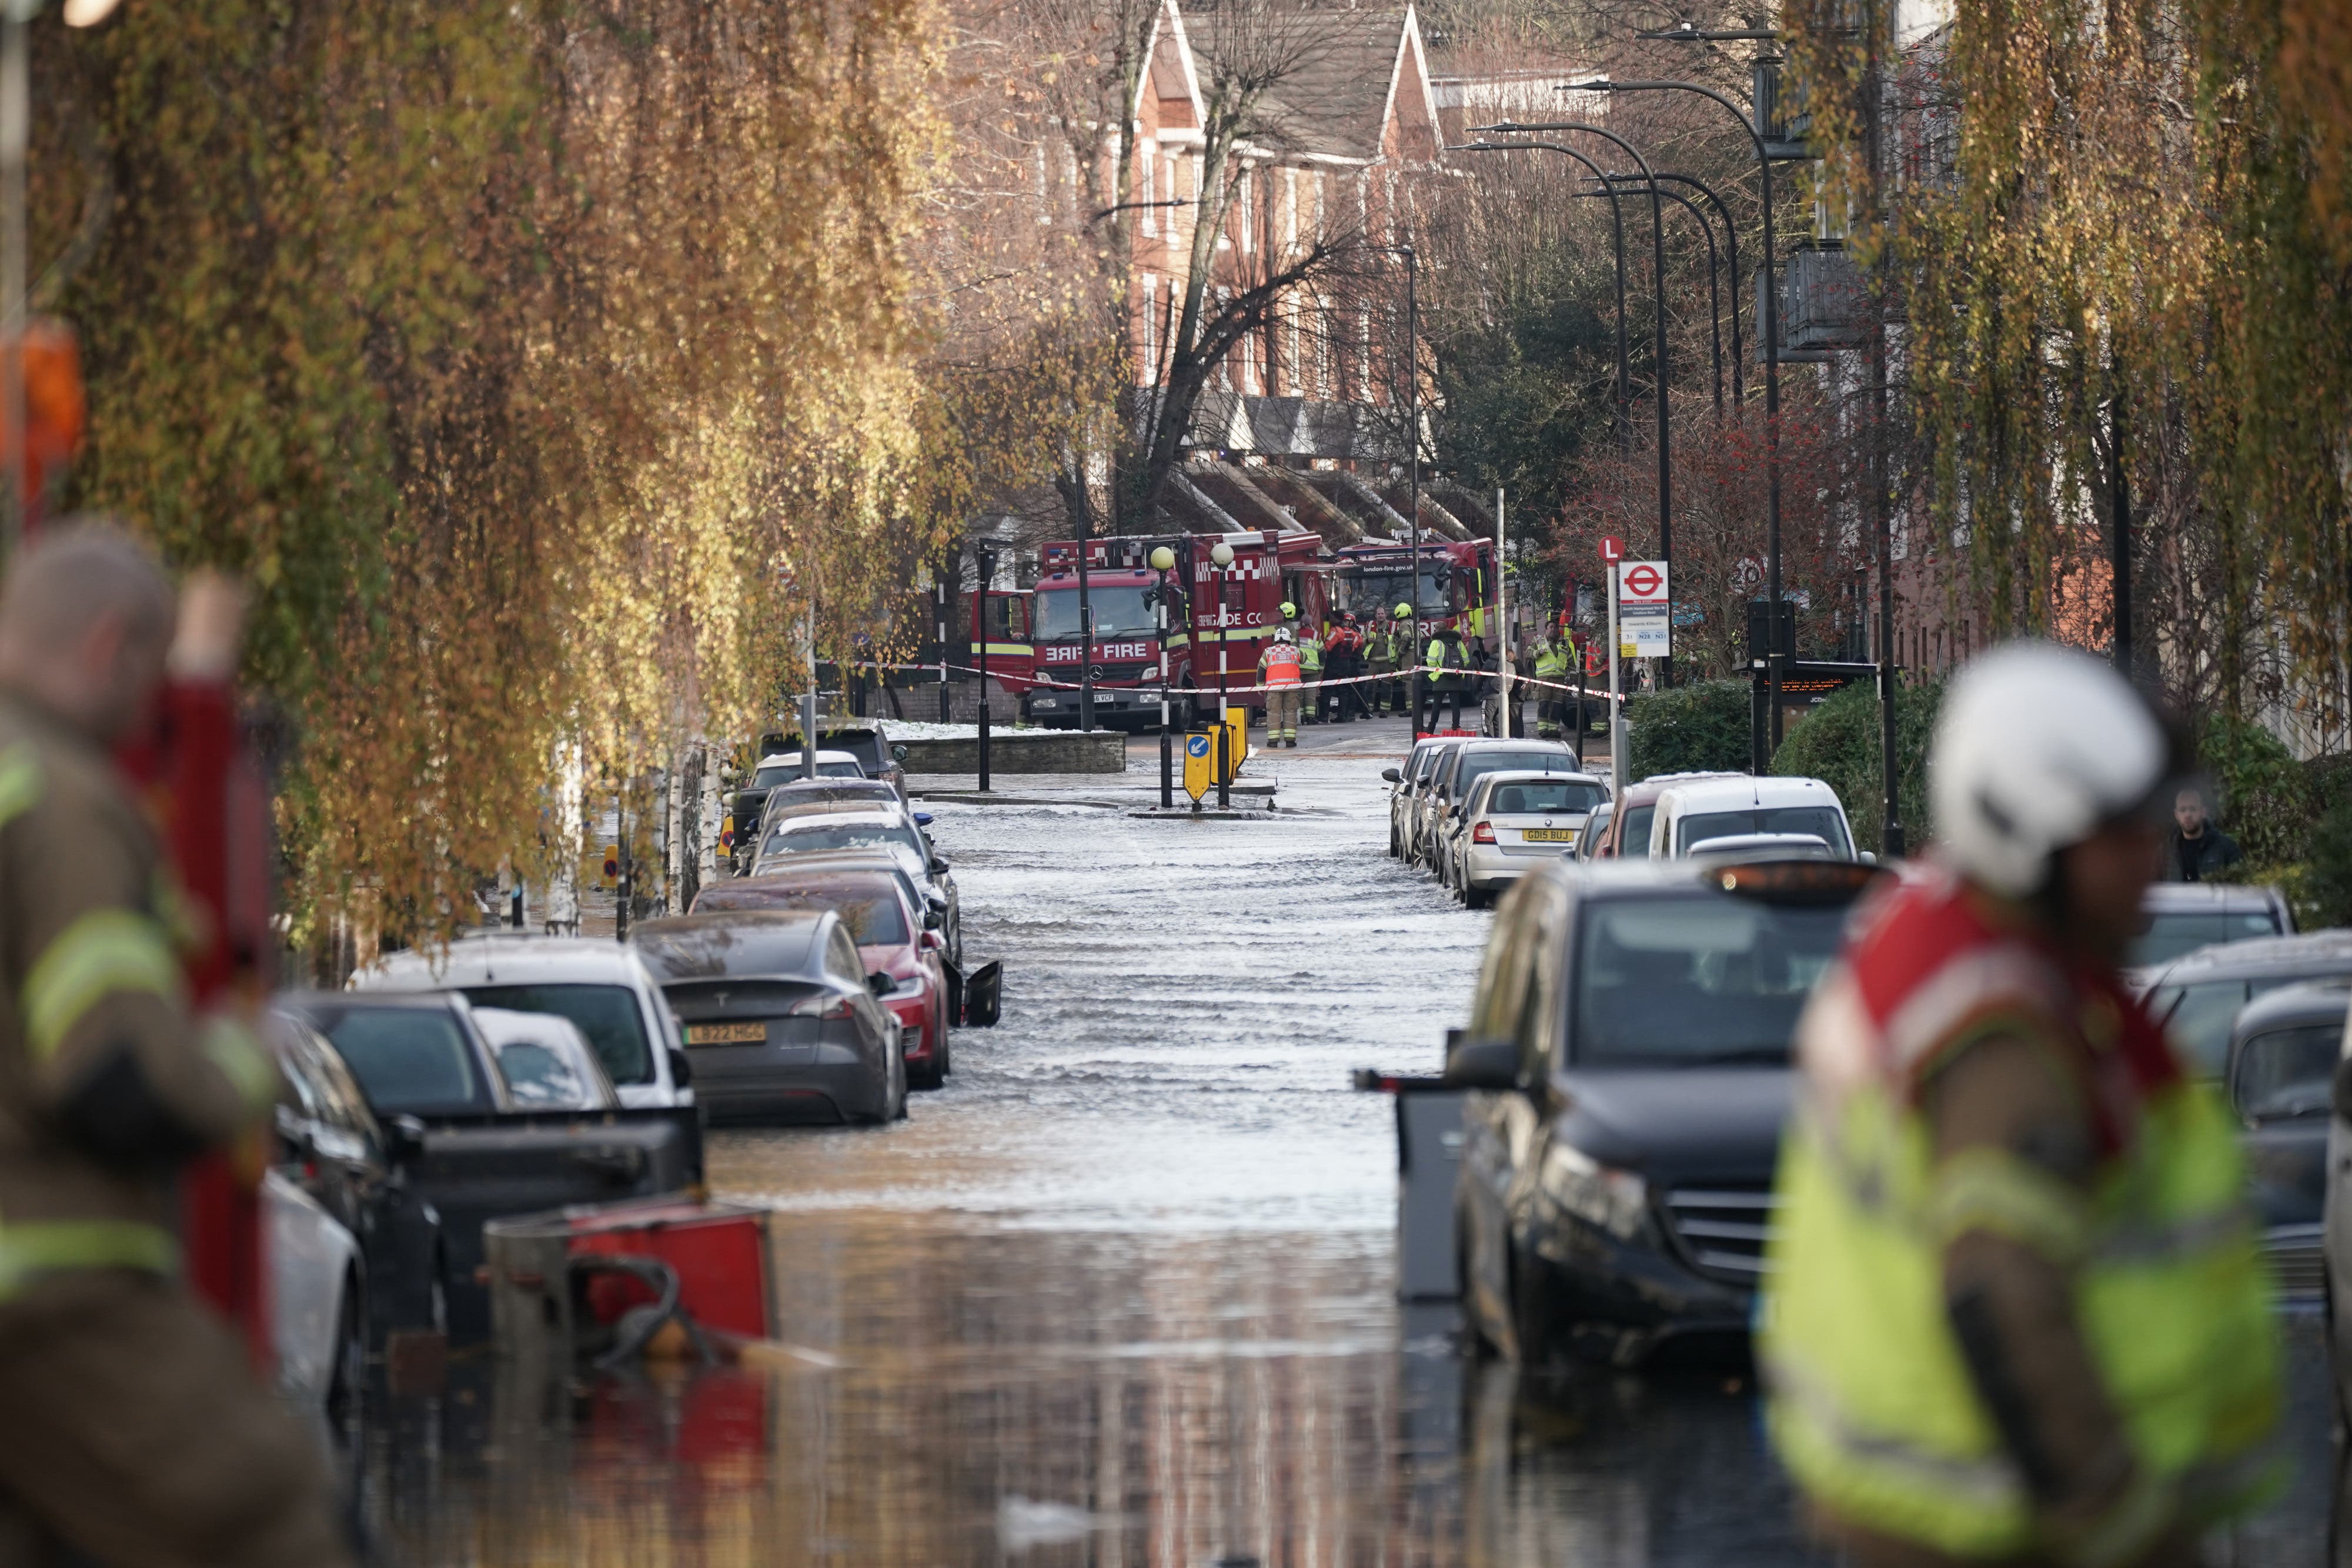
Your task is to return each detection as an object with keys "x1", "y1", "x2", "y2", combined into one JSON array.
[
  {"x1": 1784, "y1": 0, "x2": 2352, "y2": 745},
  {"x1": 25, "y1": 0, "x2": 961, "y2": 950}
]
